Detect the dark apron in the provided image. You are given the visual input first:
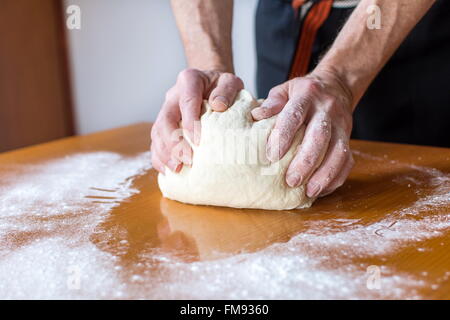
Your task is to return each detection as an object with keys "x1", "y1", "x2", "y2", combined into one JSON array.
[{"x1": 255, "y1": 0, "x2": 450, "y2": 148}]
